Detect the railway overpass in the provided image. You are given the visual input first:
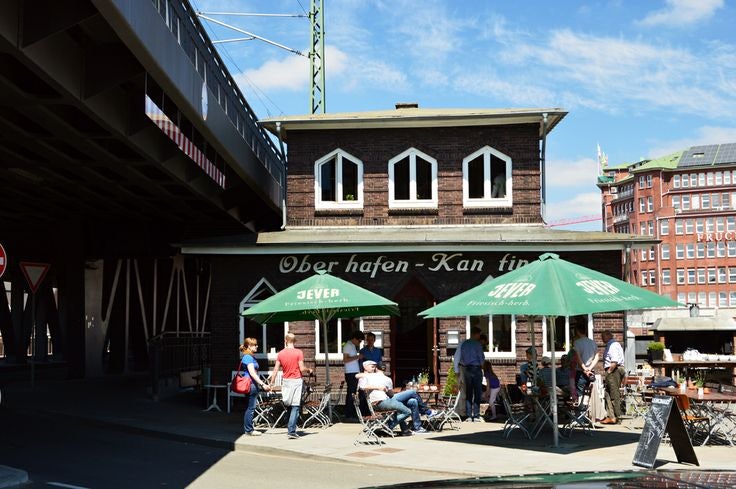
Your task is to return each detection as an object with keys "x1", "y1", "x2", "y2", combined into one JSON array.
[{"x1": 0, "y1": 0, "x2": 285, "y2": 380}]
